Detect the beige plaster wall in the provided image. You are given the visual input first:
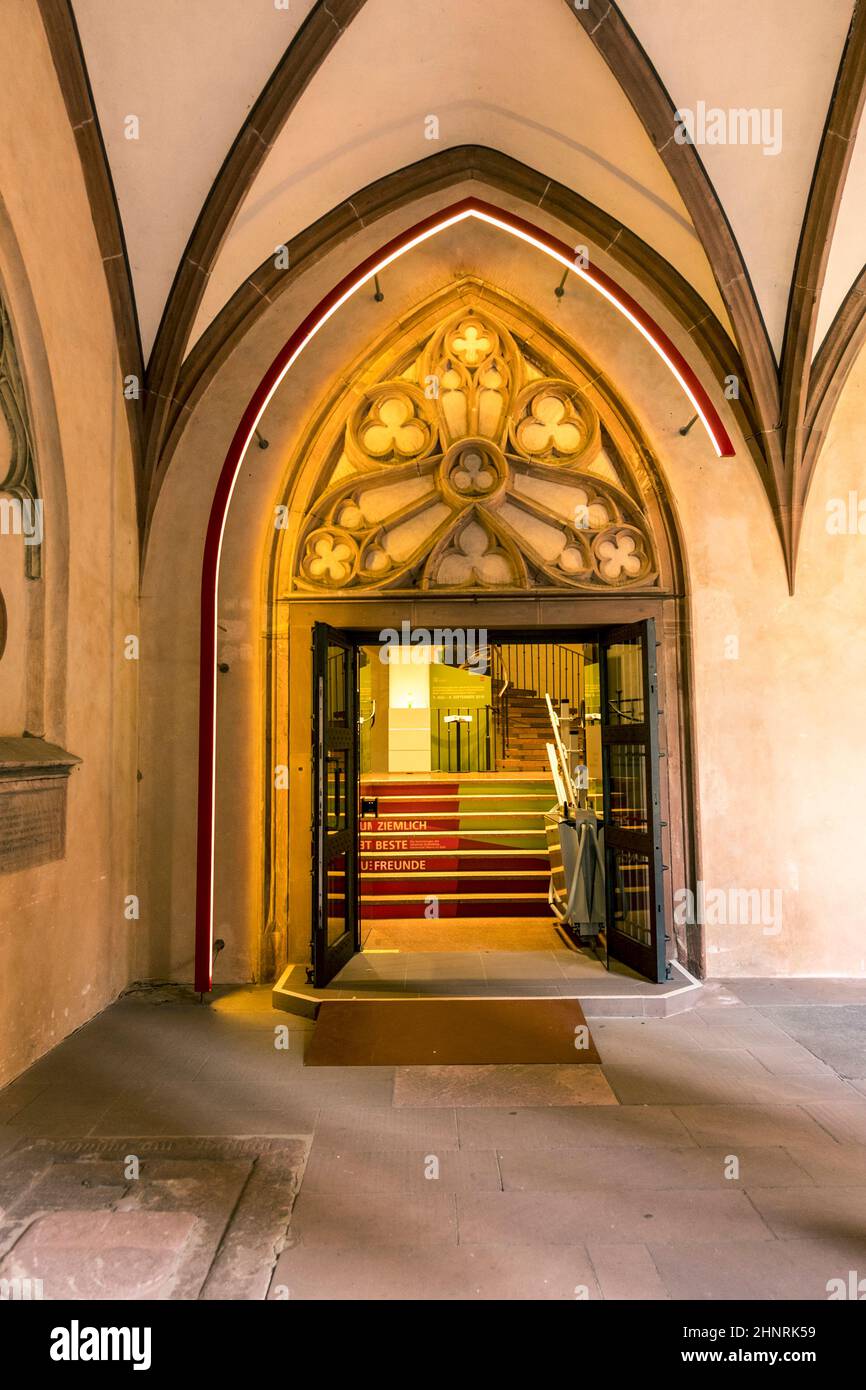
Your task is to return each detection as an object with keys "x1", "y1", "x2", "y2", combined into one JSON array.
[
  {"x1": 141, "y1": 184, "x2": 866, "y2": 986},
  {"x1": 190, "y1": 0, "x2": 728, "y2": 350},
  {"x1": 0, "y1": 2, "x2": 140, "y2": 1086},
  {"x1": 73, "y1": 0, "x2": 318, "y2": 357}
]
